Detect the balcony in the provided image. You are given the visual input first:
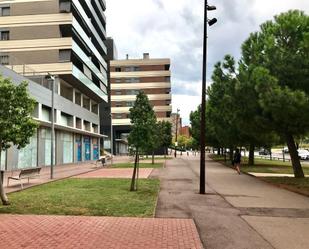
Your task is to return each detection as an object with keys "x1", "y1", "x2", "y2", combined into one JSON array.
[
  {"x1": 72, "y1": 17, "x2": 107, "y2": 70},
  {"x1": 72, "y1": 65, "x2": 108, "y2": 103},
  {"x1": 72, "y1": 0, "x2": 107, "y2": 55},
  {"x1": 72, "y1": 41, "x2": 107, "y2": 86}
]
